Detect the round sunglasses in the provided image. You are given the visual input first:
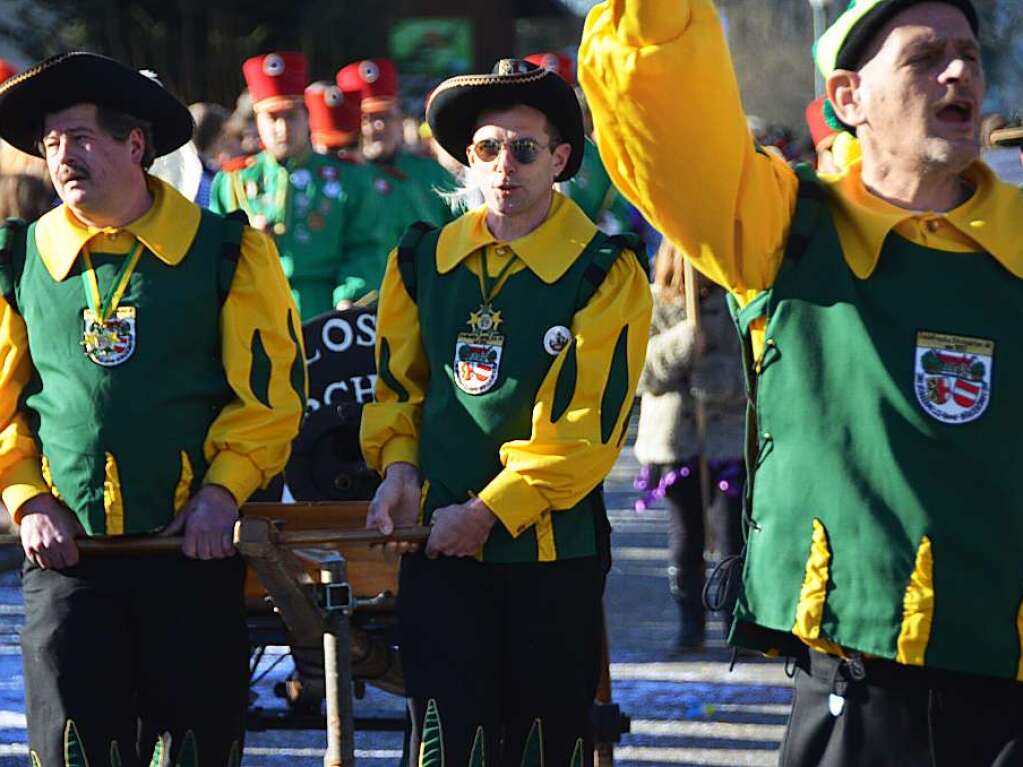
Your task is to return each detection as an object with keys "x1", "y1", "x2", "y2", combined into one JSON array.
[{"x1": 469, "y1": 137, "x2": 554, "y2": 165}]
